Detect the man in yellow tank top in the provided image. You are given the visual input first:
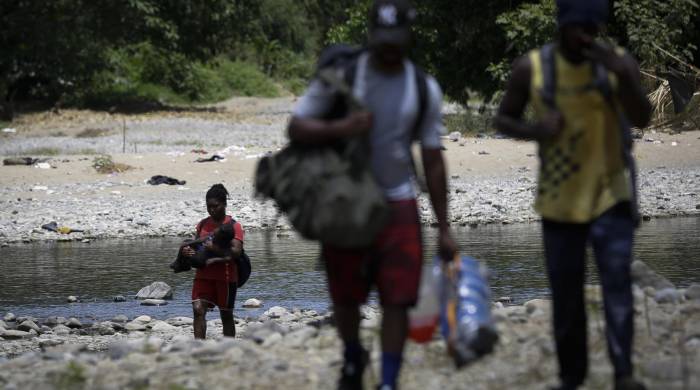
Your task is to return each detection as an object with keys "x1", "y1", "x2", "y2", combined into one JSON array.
[{"x1": 495, "y1": 0, "x2": 652, "y2": 389}]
